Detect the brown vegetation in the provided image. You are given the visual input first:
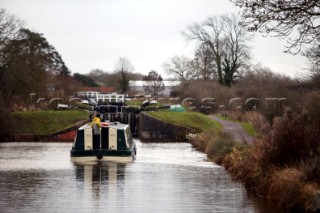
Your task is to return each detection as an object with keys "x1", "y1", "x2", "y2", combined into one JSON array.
[
  {"x1": 185, "y1": 68, "x2": 320, "y2": 212},
  {"x1": 192, "y1": 128, "x2": 245, "y2": 164},
  {"x1": 221, "y1": 113, "x2": 320, "y2": 212}
]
